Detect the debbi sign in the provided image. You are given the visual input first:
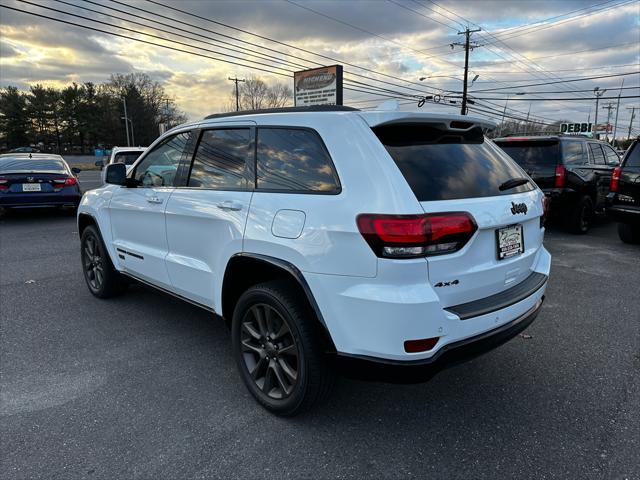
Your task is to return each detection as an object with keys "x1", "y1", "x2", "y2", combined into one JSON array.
[
  {"x1": 294, "y1": 65, "x2": 343, "y2": 106},
  {"x1": 560, "y1": 122, "x2": 593, "y2": 134}
]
